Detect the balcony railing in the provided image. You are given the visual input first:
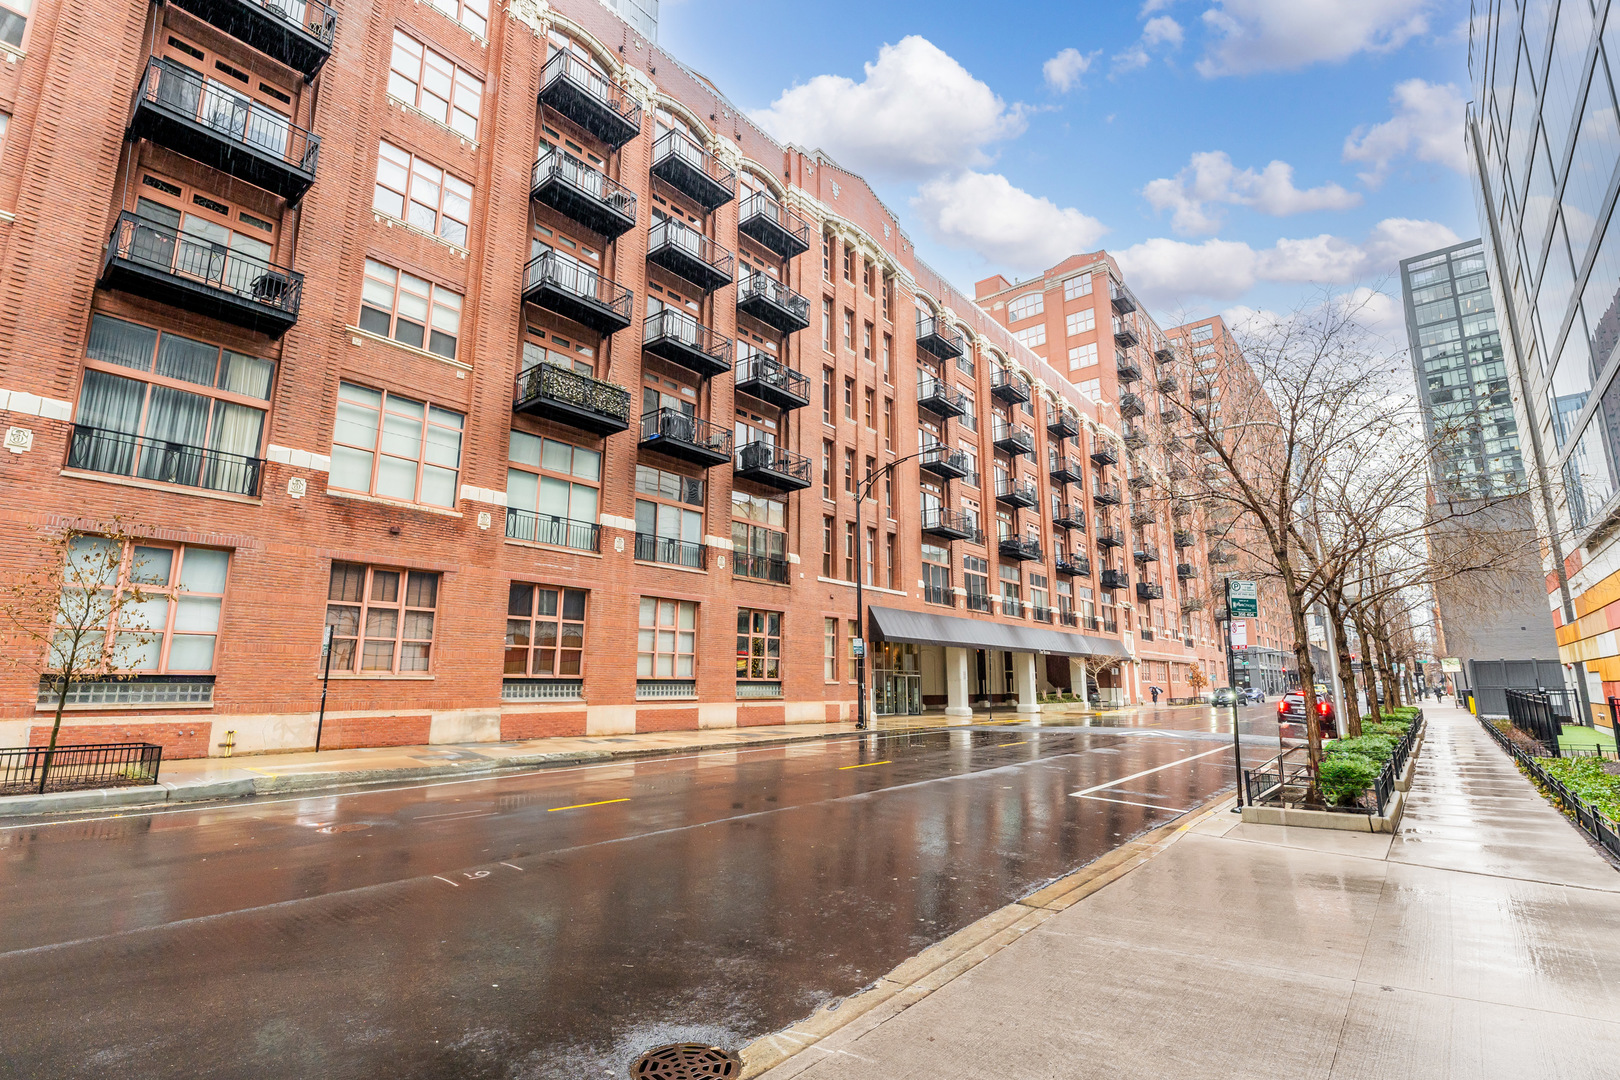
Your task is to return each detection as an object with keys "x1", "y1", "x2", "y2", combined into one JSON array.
[
  {"x1": 1089, "y1": 443, "x2": 1118, "y2": 467},
  {"x1": 1048, "y1": 411, "x2": 1081, "y2": 440},
  {"x1": 650, "y1": 129, "x2": 736, "y2": 211},
  {"x1": 1111, "y1": 287, "x2": 1137, "y2": 315},
  {"x1": 917, "y1": 314, "x2": 964, "y2": 360},
  {"x1": 65, "y1": 423, "x2": 263, "y2": 496},
  {"x1": 921, "y1": 507, "x2": 978, "y2": 541},
  {"x1": 131, "y1": 57, "x2": 319, "y2": 203},
  {"x1": 734, "y1": 441, "x2": 813, "y2": 492},
  {"x1": 735, "y1": 353, "x2": 809, "y2": 410},
  {"x1": 638, "y1": 408, "x2": 732, "y2": 467},
  {"x1": 523, "y1": 250, "x2": 633, "y2": 334},
  {"x1": 1092, "y1": 484, "x2": 1122, "y2": 506},
  {"x1": 634, "y1": 533, "x2": 707, "y2": 569},
  {"x1": 167, "y1": 0, "x2": 336, "y2": 81},
  {"x1": 966, "y1": 592, "x2": 993, "y2": 613},
  {"x1": 1181, "y1": 597, "x2": 1206, "y2": 612},
  {"x1": 917, "y1": 377, "x2": 967, "y2": 418},
  {"x1": 1131, "y1": 510, "x2": 1156, "y2": 529},
  {"x1": 919, "y1": 445, "x2": 970, "y2": 479},
  {"x1": 1123, "y1": 426, "x2": 1148, "y2": 450},
  {"x1": 737, "y1": 192, "x2": 811, "y2": 258},
  {"x1": 1030, "y1": 605, "x2": 1054, "y2": 624},
  {"x1": 505, "y1": 508, "x2": 600, "y2": 552},
  {"x1": 1002, "y1": 597, "x2": 1026, "y2": 618},
  {"x1": 1128, "y1": 473, "x2": 1153, "y2": 492},
  {"x1": 1133, "y1": 543, "x2": 1159, "y2": 563},
  {"x1": 1056, "y1": 553, "x2": 1092, "y2": 578},
  {"x1": 1174, "y1": 529, "x2": 1195, "y2": 549},
  {"x1": 993, "y1": 422, "x2": 1035, "y2": 457},
  {"x1": 1157, "y1": 374, "x2": 1178, "y2": 394},
  {"x1": 100, "y1": 212, "x2": 303, "y2": 337},
  {"x1": 647, "y1": 217, "x2": 734, "y2": 293},
  {"x1": 1049, "y1": 455, "x2": 1085, "y2": 484},
  {"x1": 990, "y1": 370, "x2": 1030, "y2": 404},
  {"x1": 1136, "y1": 582, "x2": 1165, "y2": 602},
  {"x1": 1154, "y1": 345, "x2": 1175, "y2": 363},
  {"x1": 1209, "y1": 547, "x2": 1236, "y2": 565},
  {"x1": 733, "y1": 551, "x2": 790, "y2": 584},
  {"x1": 1096, "y1": 526, "x2": 1126, "y2": 549},
  {"x1": 531, "y1": 147, "x2": 637, "y2": 240},
  {"x1": 1119, "y1": 392, "x2": 1145, "y2": 418},
  {"x1": 1115, "y1": 352, "x2": 1142, "y2": 381},
  {"x1": 513, "y1": 362, "x2": 631, "y2": 436},
  {"x1": 538, "y1": 50, "x2": 642, "y2": 150},
  {"x1": 1100, "y1": 568, "x2": 1130, "y2": 591},
  {"x1": 1114, "y1": 325, "x2": 1140, "y2": 348},
  {"x1": 1053, "y1": 503, "x2": 1087, "y2": 530},
  {"x1": 999, "y1": 535, "x2": 1042, "y2": 562},
  {"x1": 1058, "y1": 611, "x2": 1080, "y2": 628},
  {"x1": 736, "y1": 273, "x2": 811, "y2": 334},
  {"x1": 994, "y1": 478, "x2": 1039, "y2": 508},
  {"x1": 642, "y1": 307, "x2": 732, "y2": 379},
  {"x1": 1177, "y1": 562, "x2": 1197, "y2": 580}
]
